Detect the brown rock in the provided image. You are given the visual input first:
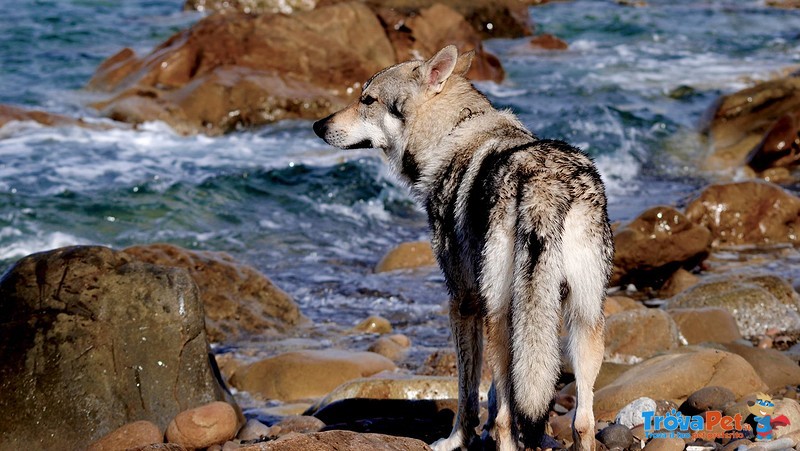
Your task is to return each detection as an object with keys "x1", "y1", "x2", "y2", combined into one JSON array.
[
  {"x1": 237, "y1": 418, "x2": 273, "y2": 441},
  {"x1": 88, "y1": 3, "x2": 395, "y2": 135},
  {"x1": 594, "y1": 349, "x2": 766, "y2": 420},
  {"x1": 87, "y1": 421, "x2": 163, "y2": 451},
  {"x1": 767, "y1": 0, "x2": 800, "y2": 7},
  {"x1": 130, "y1": 445, "x2": 188, "y2": 451},
  {"x1": 271, "y1": 415, "x2": 326, "y2": 435},
  {"x1": 166, "y1": 402, "x2": 239, "y2": 450},
  {"x1": 229, "y1": 350, "x2": 396, "y2": 401},
  {"x1": 239, "y1": 429, "x2": 431, "y2": 450},
  {"x1": 658, "y1": 268, "x2": 699, "y2": 298},
  {"x1": 704, "y1": 76, "x2": 800, "y2": 171},
  {"x1": 773, "y1": 398, "x2": 800, "y2": 439},
  {"x1": 377, "y1": 4, "x2": 504, "y2": 83},
  {"x1": 529, "y1": 33, "x2": 568, "y2": 50},
  {"x1": 715, "y1": 342, "x2": 800, "y2": 391},
  {"x1": 417, "y1": 349, "x2": 493, "y2": 384},
  {"x1": 0, "y1": 104, "x2": 112, "y2": 132},
  {"x1": 604, "y1": 309, "x2": 680, "y2": 360},
  {"x1": 375, "y1": 241, "x2": 437, "y2": 273},
  {"x1": 643, "y1": 437, "x2": 686, "y2": 451},
  {"x1": 353, "y1": 315, "x2": 393, "y2": 334},
  {"x1": 184, "y1": 0, "x2": 317, "y2": 14},
  {"x1": 603, "y1": 296, "x2": 644, "y2": 317},
  {"x1": 0, "y1": 246, "x2": 237, "y2": 450},
  {"x1": 611, "y1": 206, "x2": 712, "y2": 286},
  {"x1": 367, "y1": 334, "x2": 411, "y2": 362},
  {"x1": 668, "y1": 307, "x2": 742, "y2": 344},
  {"x1": 667, "y1": 274, "x2": 800, "y2": 336},
  {"x1": 124, "y1": 243, "x2": 306, "y2": 343},
  {"x1": 685, "y1": 181, "x2": 800, "y2": 246},
  {"x1": 747, "y1": 109, "x2": 800, "y2": 171},
  {"x1": 679, "y1": 386, "x2": 736, "y2": 415}
]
